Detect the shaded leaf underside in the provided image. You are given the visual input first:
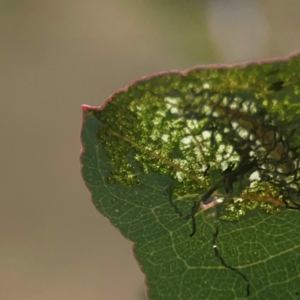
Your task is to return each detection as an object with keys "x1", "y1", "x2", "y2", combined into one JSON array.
[{"x1": 81, "y1": 53, "x2": 300, "y2": 299}]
